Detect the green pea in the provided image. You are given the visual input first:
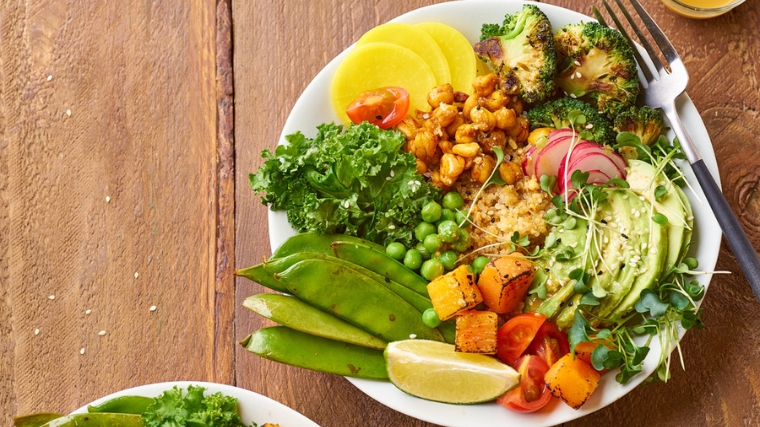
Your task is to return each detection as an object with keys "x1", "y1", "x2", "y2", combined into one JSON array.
[
  {"x1": 438, "y1": 208, "x2": 456, "y2": 223},
  {"x1": 471, "y1": 256, "x2": 490, "y2": 274},
  {"x1": 415, "y1": 242, "x2": 432, "y2": 259},
  {"x1": 414, "y1": 221, "x2": 437, "y2": 242},
  {"x1": 455, "y1": 209, "x2": 470, "y2": 226},
  {"x1": 452, "y1": 228, "x2": 472, "y2": 252},
  {"x1": 422, "y1": 308, "x2": 442, "y2": 328},
  {"x1": 385, "y1": 242, "x2": 407, "y2": 261},
  {"x1": 437, "y1": 220, "x2": 460, "y2": 243},
  {"x1": 421, "y1": 201, "x2": 443, "y2": 223},
  {"x1": 420, "y1": 259, "x2": 445, "y2": 280},
  {"x1": 403, "y1": 249, "x2": 423, "y2": 270},
  {"x1": 423, "y1": 233, "x2": 444, "y2": 253},
  {"x1": 442, "y1": 192, "x2": 465, "y2": 210},
  {"x1": 438, "y1": 250, "x2": 458, "y2": 270}
]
